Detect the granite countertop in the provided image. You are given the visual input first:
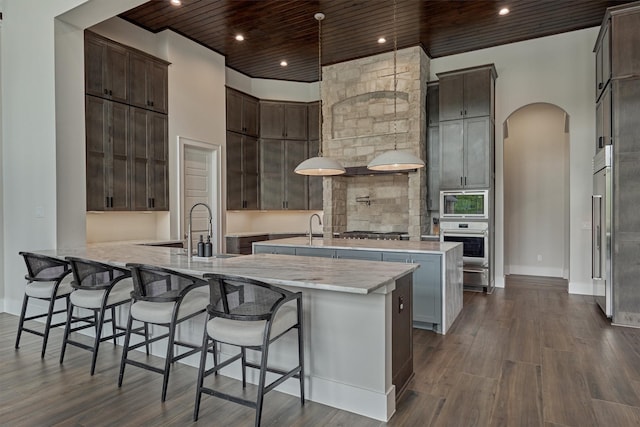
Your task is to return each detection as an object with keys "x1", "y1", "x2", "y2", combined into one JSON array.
[
  {"x1": 255, "y1": 237, "x2": 461, "y2": 254},
  {"x1": 35, "y1": 244, "x2": 416, "y2": 295}
]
